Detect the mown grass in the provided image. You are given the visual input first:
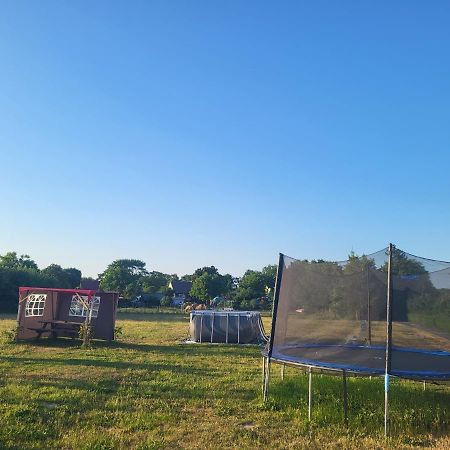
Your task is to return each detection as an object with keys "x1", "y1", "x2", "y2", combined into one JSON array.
[{"x1": 0, "y1": 310, "x2": 448, "y2": 449}]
